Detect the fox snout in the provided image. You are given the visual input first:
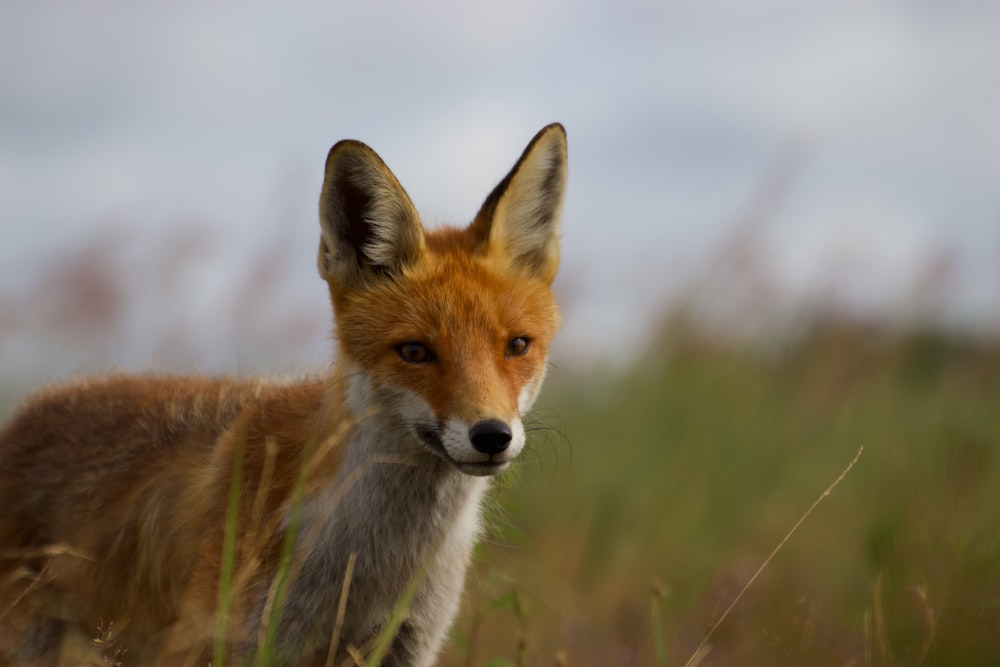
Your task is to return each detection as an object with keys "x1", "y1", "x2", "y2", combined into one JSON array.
[
  {"x1": 410, "y1": 413, "x2": 525, "y2": 477},
  {"x1": 468, "y1": 418, "x2": 513, "y2": 455},
  {"x1": 450, "y1": 415, "x2": 524, "y2": 476}
]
